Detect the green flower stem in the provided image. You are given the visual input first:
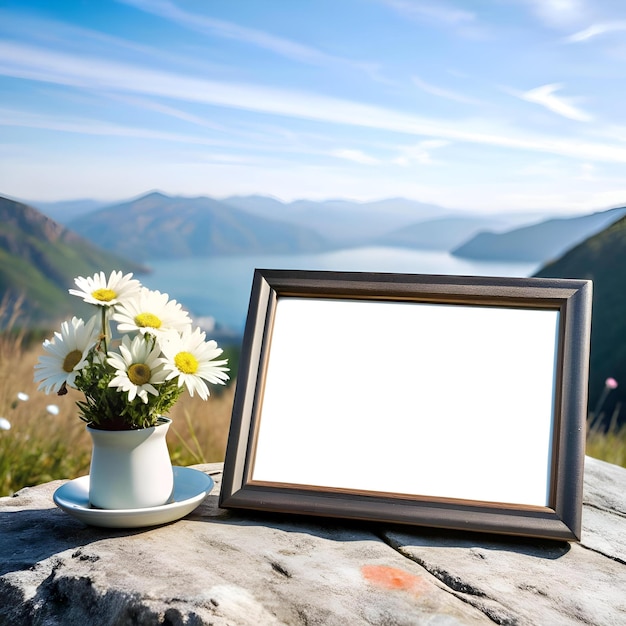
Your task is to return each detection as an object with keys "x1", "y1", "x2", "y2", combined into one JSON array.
[{"x1": 100, "y1": 306, "x2": 108, "y2": 354}]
